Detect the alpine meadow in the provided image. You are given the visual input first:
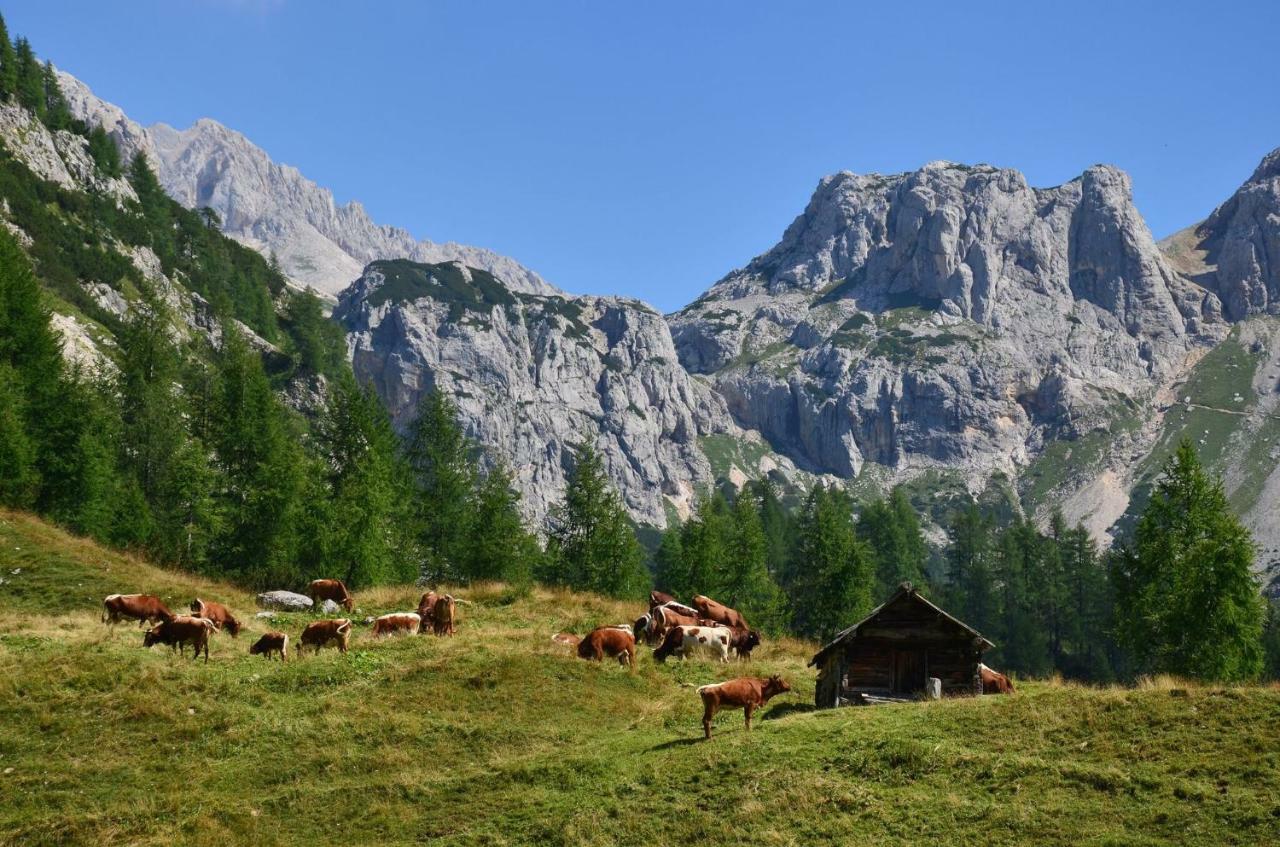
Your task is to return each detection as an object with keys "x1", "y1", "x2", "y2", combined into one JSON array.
[{"x1": 1, "y1": 4, "x2": 1280, "y2": 845}]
